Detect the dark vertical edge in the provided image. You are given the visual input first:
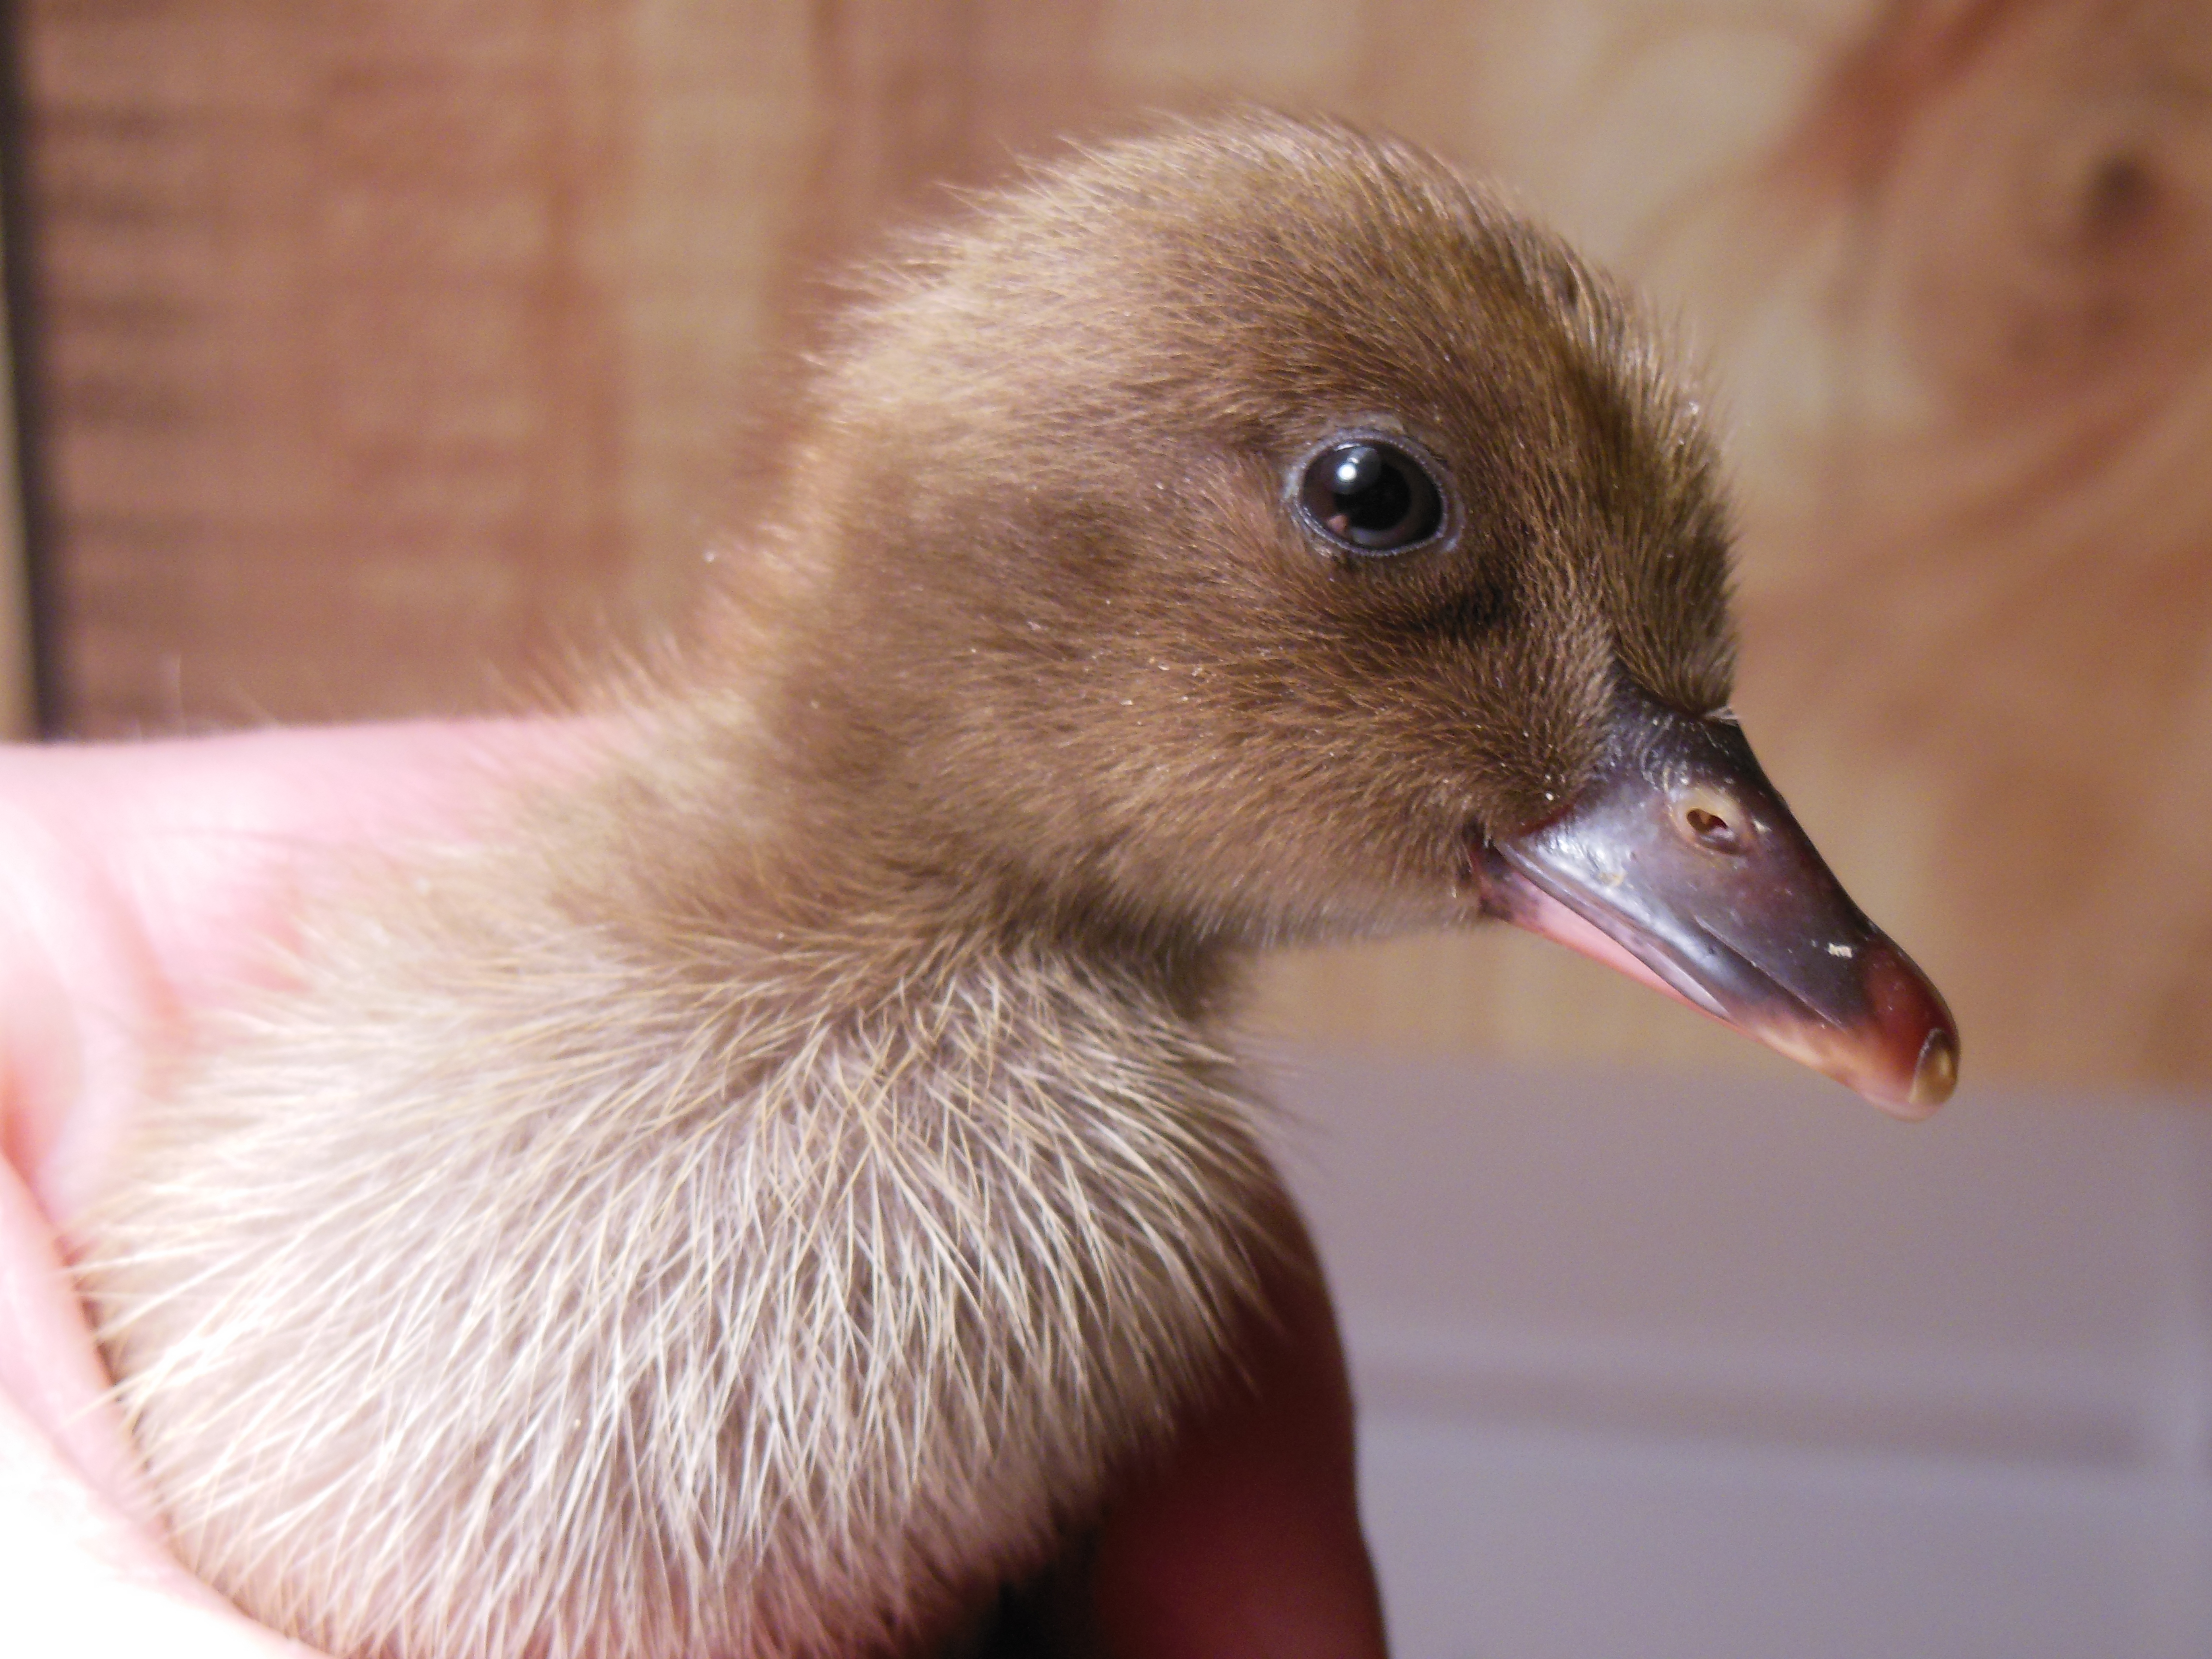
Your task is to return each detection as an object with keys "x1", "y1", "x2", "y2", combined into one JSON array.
[{"x1": 0, "y1": 0, "x2": 61, "y2": 734}]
